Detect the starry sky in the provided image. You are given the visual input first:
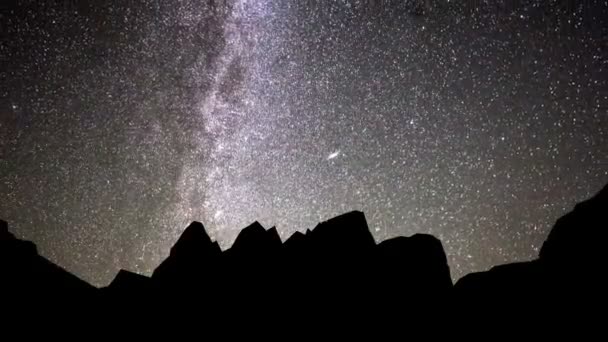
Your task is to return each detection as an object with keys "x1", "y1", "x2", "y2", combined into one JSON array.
[{"x1": 2, "y1": 0, "x2": 607, "y2": 286}]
